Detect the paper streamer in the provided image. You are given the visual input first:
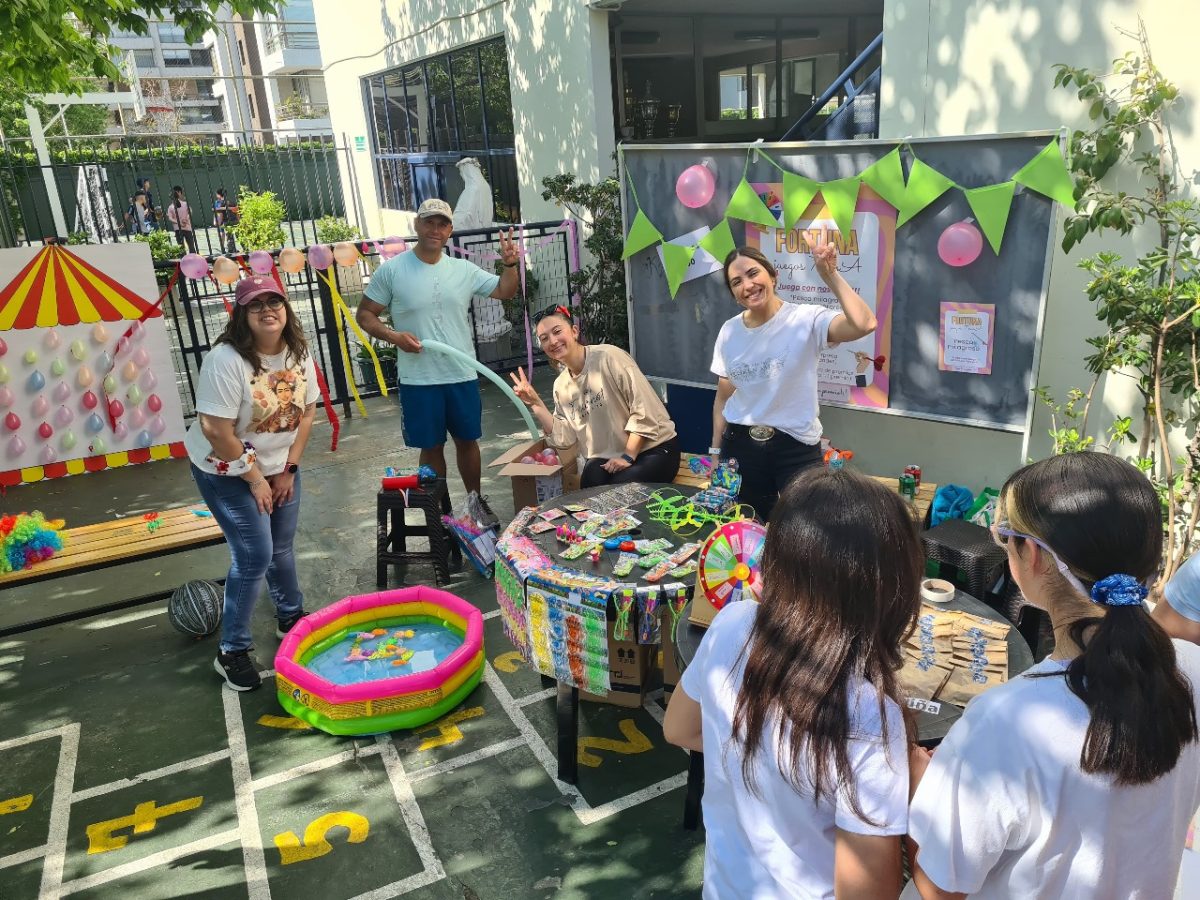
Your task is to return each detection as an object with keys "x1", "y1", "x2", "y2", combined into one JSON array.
[
  {"x1": 315, "y1": 269, "x2": 387, "y2": 419},
  {"x1": 311, "y1": 362, "x2": 341, "y2": 451},
  {"x1": 421, "y1": 340, "x2": 539, "y2": 441}
]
